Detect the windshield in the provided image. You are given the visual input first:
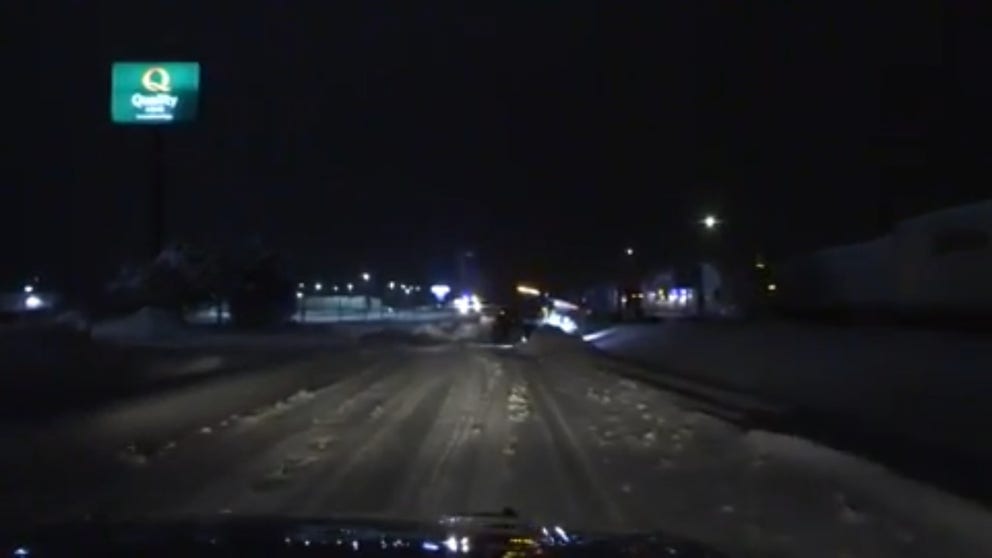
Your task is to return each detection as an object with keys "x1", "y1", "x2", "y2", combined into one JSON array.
[{"x1": 3, "y1": 3, "x2": 990, "y2": 558}]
